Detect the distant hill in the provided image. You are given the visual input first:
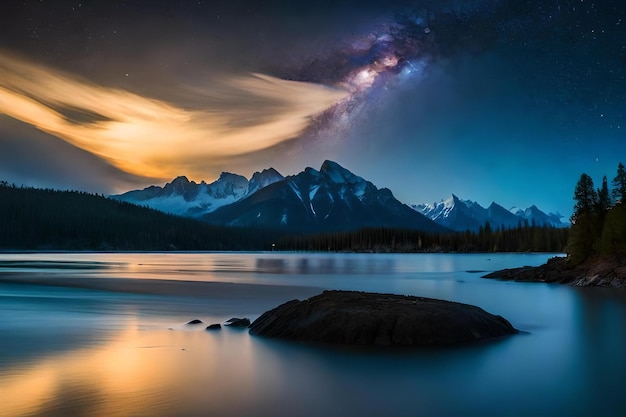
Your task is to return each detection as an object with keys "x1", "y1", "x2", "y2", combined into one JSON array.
[{"x1": 0, "y1": 184, "x2": 275, "y2": 251}]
